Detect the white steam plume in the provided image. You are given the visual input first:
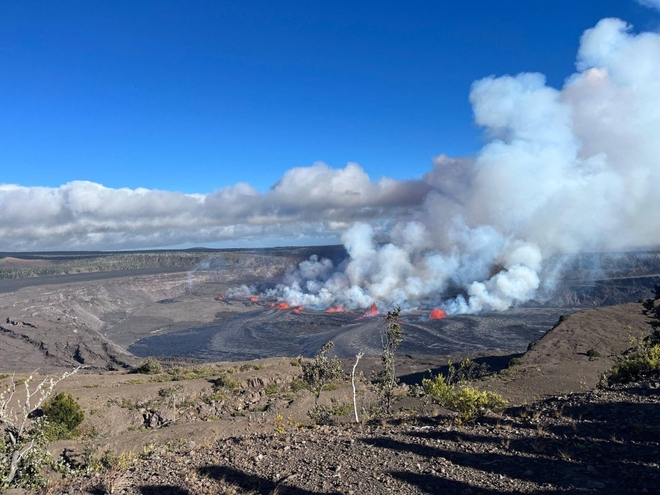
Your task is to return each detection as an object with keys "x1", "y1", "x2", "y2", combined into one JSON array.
[{"x1": 269, "y1": 18, "x2": 660, "y2": 314}]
